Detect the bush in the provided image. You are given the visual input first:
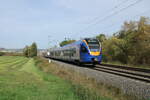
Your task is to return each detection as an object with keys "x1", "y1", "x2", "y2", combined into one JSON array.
[
  {"x1": 0, "y1": 52, "x2": 5, "y2": 56},
  {"x1": 23, "y1": 42, "x2": 37, "y2": 57}
]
